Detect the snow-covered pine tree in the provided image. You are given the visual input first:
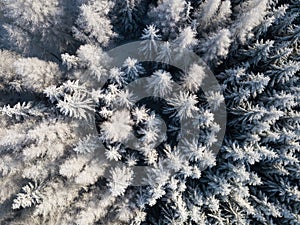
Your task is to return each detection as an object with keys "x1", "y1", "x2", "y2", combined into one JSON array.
[
  {"x1": 109, "y1": 0, "x2": 149, "y2": 40},
  {"x1": 73, "y1": 0, "x2": 115, "y2": 46},
  {"x1": 148, "y1": 0, "x2": 191, "y2": 39},
  {"x1": 1, "y1": 0, "x2": 78, "y2": 61}
]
